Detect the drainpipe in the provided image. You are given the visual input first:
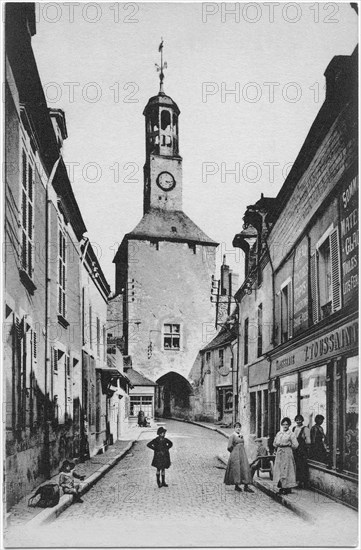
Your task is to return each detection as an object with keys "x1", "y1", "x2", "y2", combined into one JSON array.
[
  {"x1": 235, "y1": 300, "x2": 240, "y2": 423},
  {"x1": 44, "y1": 155, "x2": 61, "y2": 478}
]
